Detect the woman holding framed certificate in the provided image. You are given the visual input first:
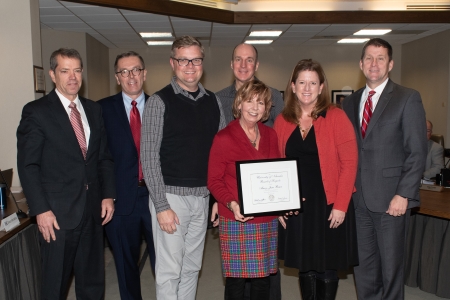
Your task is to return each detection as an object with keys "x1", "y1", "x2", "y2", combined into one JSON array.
[
  {"x1": 274, "y1": 59, "x2": 359, "y2": 300},
  {"x1": 208, "y1": 80, "x2": 280, "y2": 300}
]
